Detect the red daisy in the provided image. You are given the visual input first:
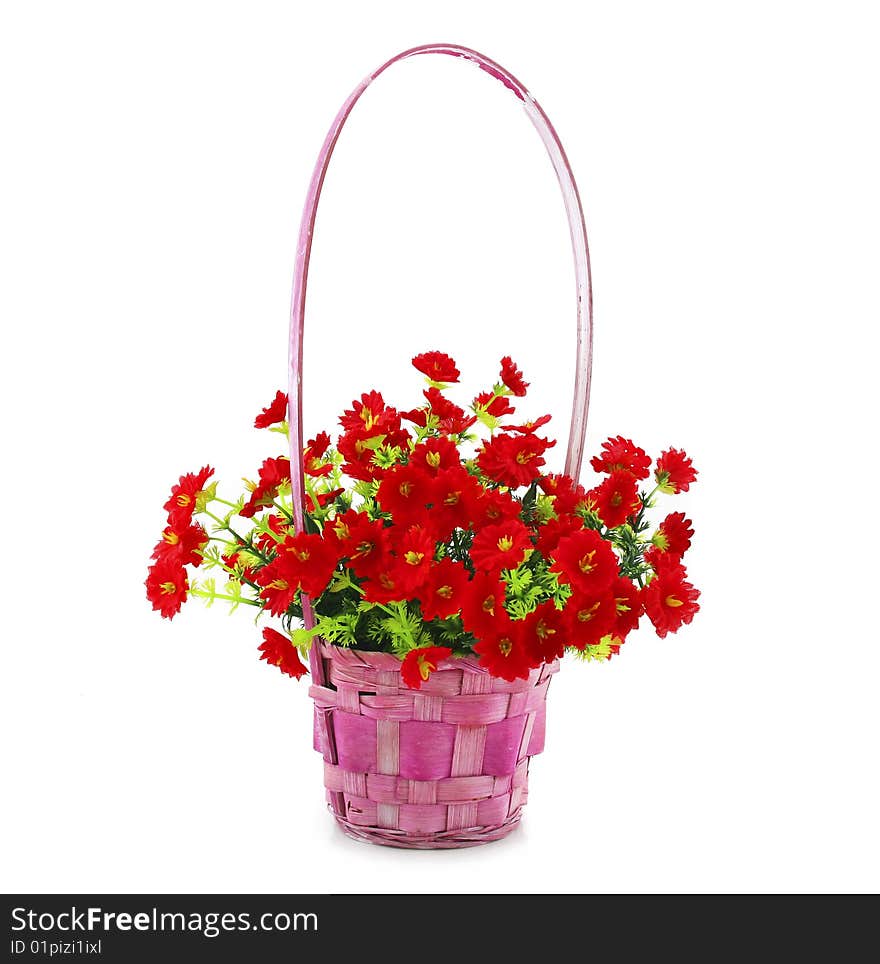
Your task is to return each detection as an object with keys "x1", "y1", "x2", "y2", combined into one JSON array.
[
  {"x1": 470, "y1": 488, "x2": 522, "y2": 528},
  {"x1": 522, "y1": 602, "x2": 567, "y2": 663},
  {"x1": 258, "y1": 627, "x2": 308, "y2": 679},
  {"x1": 278, "y1": 532, "x2": 340, "y2": 598},
  {"x1": 564, "y1": 589, "x2": 618, "y2": 649},
  {"x1": 145, "y1": 559, "x2": 188, "y2": 619},
  {"x1": 610, "y1": 576, "x2": 643, "y2": 639},
  {"x1": 303, "y1": 431, "x2": 333, "y2": 477},
  {"x1": 473, "y1": 617, "x2": 532, "y2": 681},
  {"x1": 390, "y1": 525, "x2": 436, "y2": 595},
  {"x1": 339, "y1": 390, "x2": 388, "y2": 433},
  {"x1": 588, "y1": 470, "x2": 641, "y2": 529},
  {"x1": 460, "y1": 571, "x2": 507, "y2": 638},
  {"x1": 240, "y1": 457, "x2": 291, "y2": 518},
  {"x1": 643, "y1": 558, "x2": 700, "y2": 638},
  {"x1": 254, "y1": 390, "x2": 288, "y2": 429},
  {"x1": 652, "y1": 511, "x2": 694, "y2": 558},
  {"x1": 550, "y1": 529, "x2": 618, "y2": 595},
  {"x1": 655, "y1": 448, "x2": 697, "y2": 493},
  {"x1": 534, "y1": 513, "x2": 583, "y2": 556},
  {"x1": 476, "y1": 432, "x2": 555, "y2": 488},
  {"x1": 163, "y1": 466, "x2": 214, "y2": 528},
  {"x1": 361, "y1": 565, "x2": 407, "y2": 605},
  {"x1": 589, "y1": 436, "x2": 651, "y2": 480},
  {"x1": 400, "y1": 646, "x2": 453, "y2": 689},
  {"x1": 499, "y1": 356, "x2": 529, "y2": 397},
  {"x1": 375, "y1": 463, "x2": 435, "y2": 524},
  {"x1": 409, "y1": 436, "x2": 461, "y2": 476},
  {"x1": 431, "y1": 466, "x2": 483, "y2": 539},
  {"x1": 412, "y1": 351, "x2": 460, "y2": 384},
  {"x1": 473, "y1": 390, "x2": 515, "y2": 419},
  {"x1": 469, "y1": 519, "x2": 532, "y2": 573},
  {"x1": 151, "y1": 522, "x2": 209, "y2": 567},
  {"x1": 538, "y1": 473, "x2": 589, "y2": 515},
  {"x1": 326, "y1": 511, "x2": 390, "y2": 579},
  {"x1": 418, "y1": 558, "x2": 469, "y2": 621},
  {"x1": 502, "y1": 414, "x2": 552, "y2": 434}
]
